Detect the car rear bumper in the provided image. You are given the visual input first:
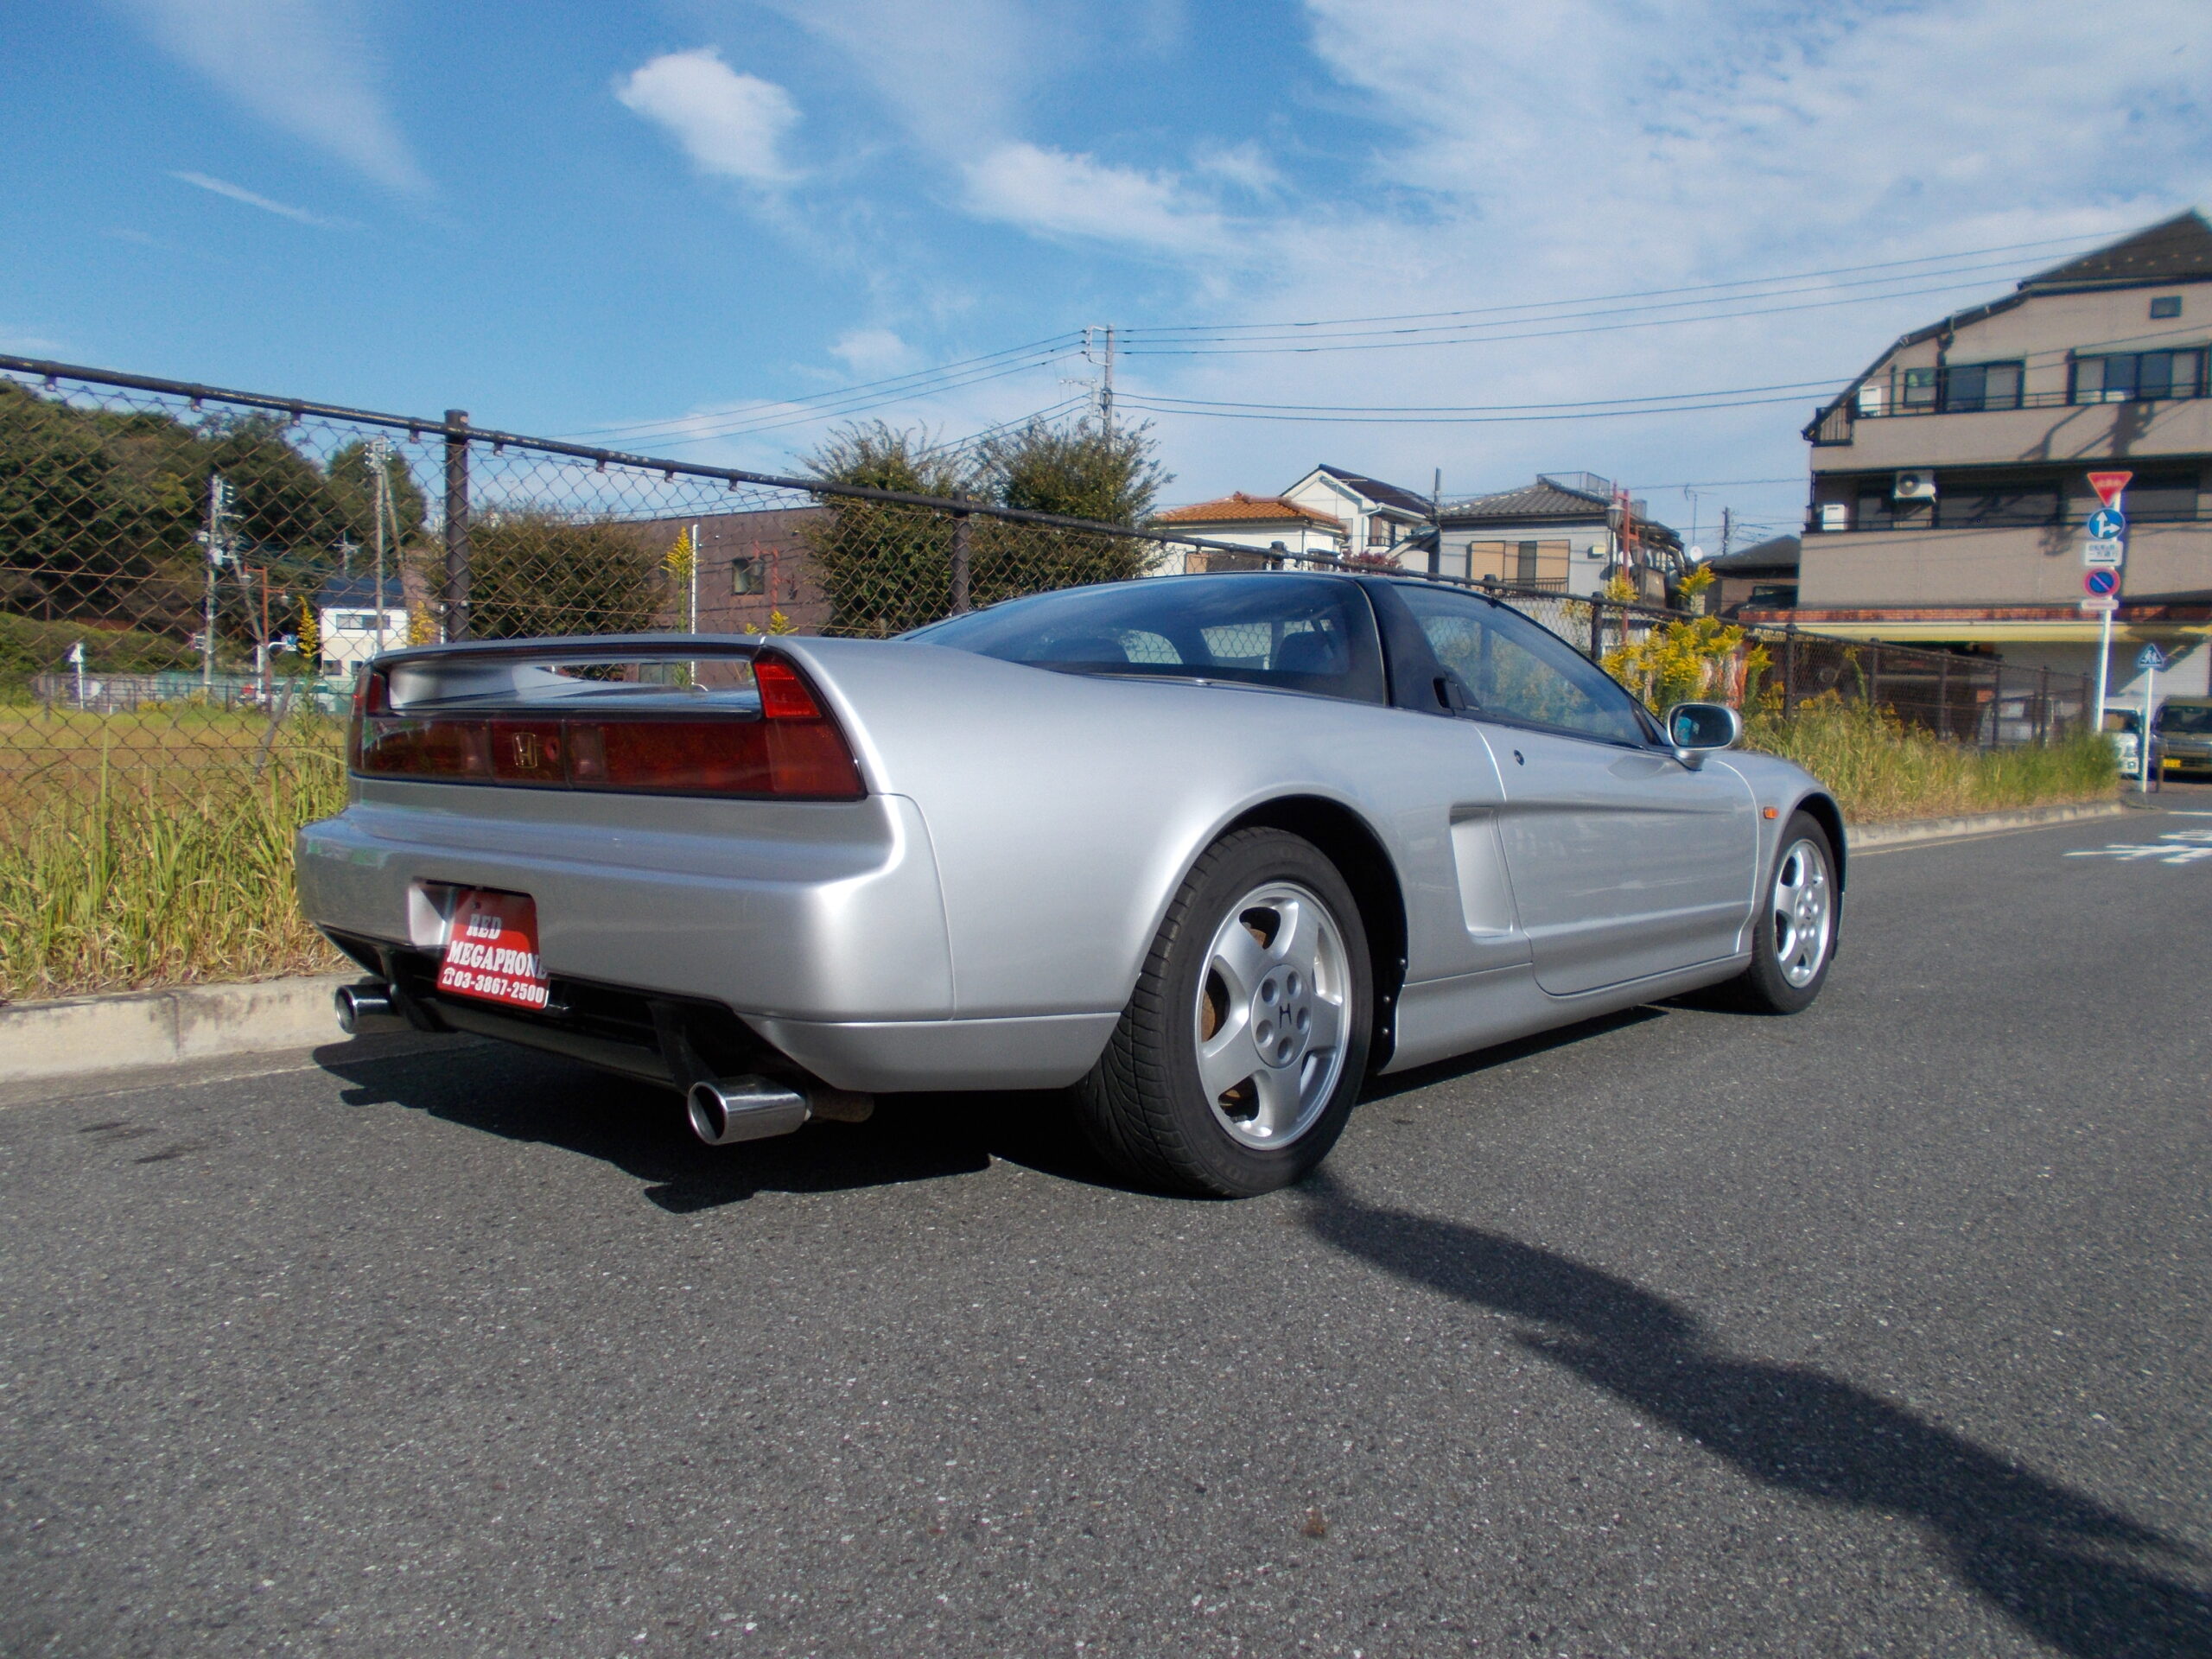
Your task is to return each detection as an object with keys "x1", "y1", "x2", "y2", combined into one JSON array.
[{"x1": 296, "y1": 784, "x2": 1122, "y2": 1092}]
